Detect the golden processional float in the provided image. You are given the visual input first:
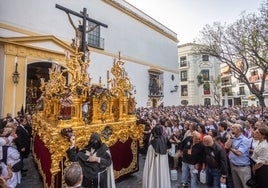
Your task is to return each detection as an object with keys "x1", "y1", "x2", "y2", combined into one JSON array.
[{"x1": 32, "y1": 44, "x2": 144, "y2": 187}]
